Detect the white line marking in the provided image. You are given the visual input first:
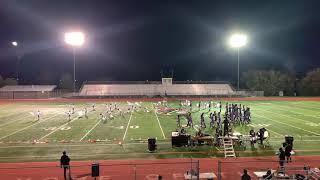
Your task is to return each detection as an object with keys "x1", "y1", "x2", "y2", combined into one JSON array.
[
  {"x1": 255, "y1": 114, "x2": 320, "y2": 136},
  {"x1": 0, "y1": 109, "x2": 25, "y2": 118},
  {"x1": 154, "y1": 108, "x2": 166, "y2": 139},
  {"x1": 267, "y1": 103, "x2": 320, "y2": 120},
  {"x1": 0, "y1": 109, "x2": 32, "y2": 125},
  {"x1": 38, "y1": 109, "x2": 87, "y2": 141},
  {"x1": 2, "y1": 138, "x2": 320, "y2": 149},
  {"x1": 122, "y1": 111, "x2": 133, "y2": 141},
  {"x1": 255, "y1": 115, "x2": 284, "y2": 136},
  {"x1": 79, "y1": 119, "x2": 102, "y2": 141},
  {"x1": 0, "y1": 111, "x2": 32, "y2": 127},
  {"x1": 266, "y1": 129, "x2": 282, "y2": 136},
  {"x1": 0, "y1": 114, "x2": 60, "y2": 140},
  {"x1": 258, "y1": 107, "x2": 318, "y2": 126},
  {"x1": 38, "y1": 116, "x2": 80, "y2": 140},
  {"x1": 257, "y1": 101, "x2": 320, "y2": 115},
  {"x1": 282, "y1": 101, "x2": 320, "y2": 110}
]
